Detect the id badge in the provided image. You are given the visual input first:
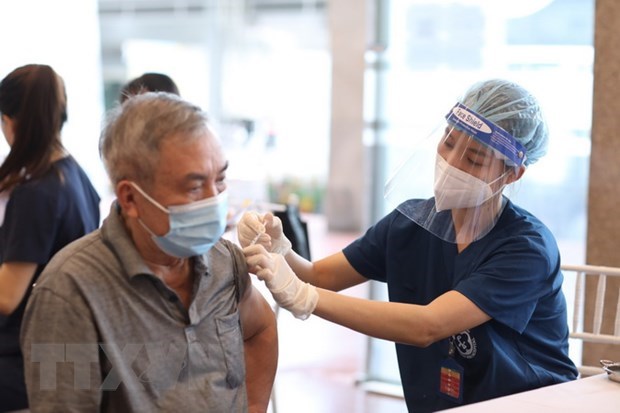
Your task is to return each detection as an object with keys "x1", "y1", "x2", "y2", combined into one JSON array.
[{"x1": 438, "y1": 357, "x2": 464, "y2": 403}]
